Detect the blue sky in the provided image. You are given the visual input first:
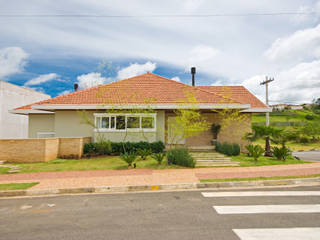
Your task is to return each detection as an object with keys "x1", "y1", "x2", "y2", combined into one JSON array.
[{"x1": 1, "y1": 0, "x2": 320, "y2": 103}]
